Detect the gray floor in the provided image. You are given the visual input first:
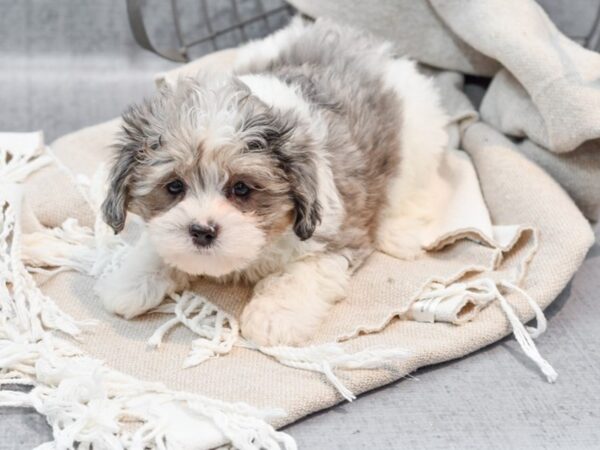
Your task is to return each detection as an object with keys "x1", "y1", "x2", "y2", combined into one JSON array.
[{"x1": 1, "y1": 1, "x2": 599, "y2": 449}]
